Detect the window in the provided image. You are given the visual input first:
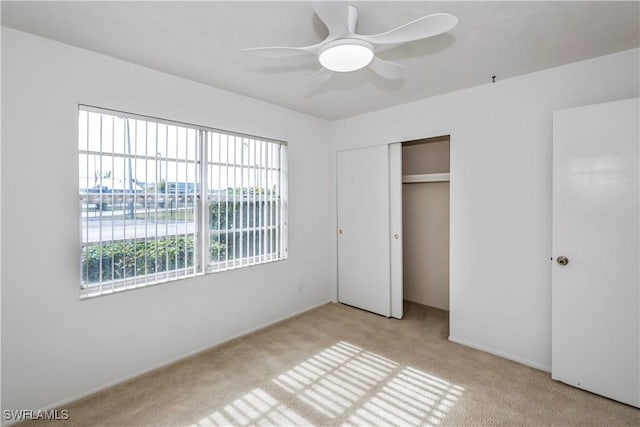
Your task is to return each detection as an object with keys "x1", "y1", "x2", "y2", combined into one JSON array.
[{"x1": 79, "y1": 106, "x2": 287, "y2": 298}]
